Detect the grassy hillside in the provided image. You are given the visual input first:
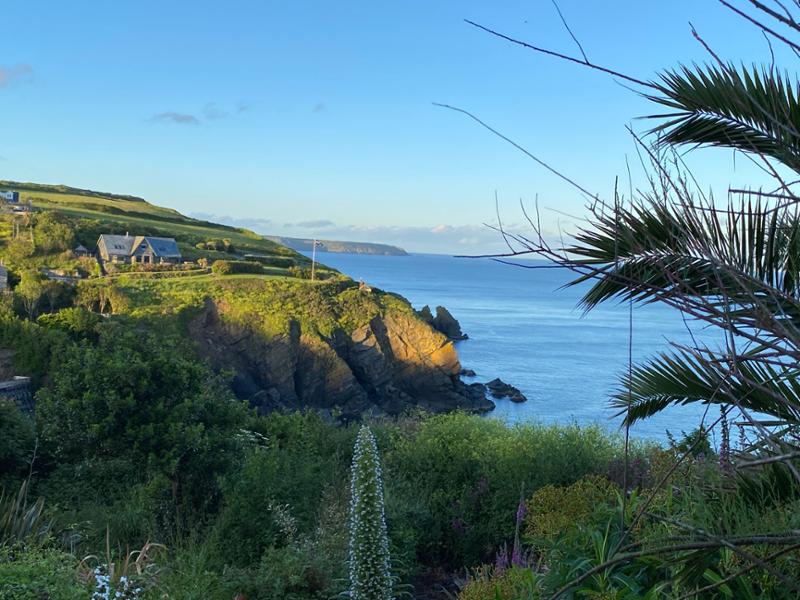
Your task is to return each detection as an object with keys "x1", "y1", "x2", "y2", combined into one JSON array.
[
  {"x1": 0, "y1": 180, "x2": 308, "y2": 265},
  {"x1": 0, "y1": 181, "x2": 344, "y2": 279}
]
